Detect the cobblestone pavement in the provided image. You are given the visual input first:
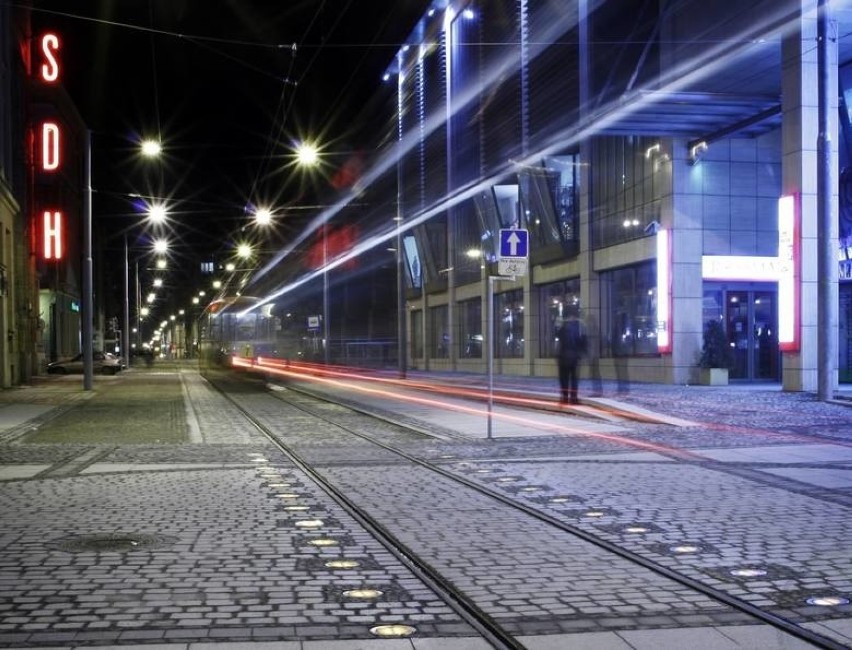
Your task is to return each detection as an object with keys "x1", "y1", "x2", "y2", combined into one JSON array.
[{"x1": 0, "y1": 362, "x2": 850, "y2": 650}]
